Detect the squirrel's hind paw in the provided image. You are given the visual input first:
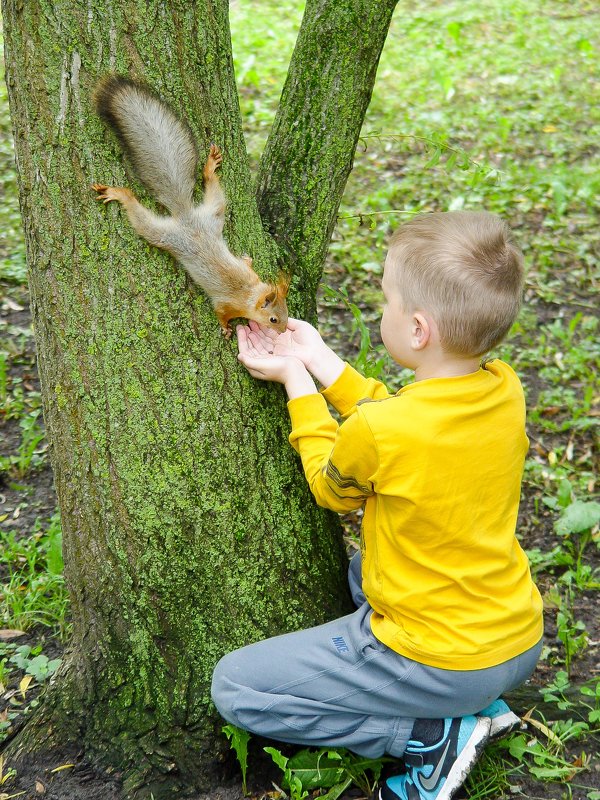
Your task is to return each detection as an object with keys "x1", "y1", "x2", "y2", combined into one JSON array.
[
  {"x1": 209, "y1": 144, "x2": 223, "y2": 165},
  {"x1": 92, "y1": 184, "x2": 114, "y2": 203},
  {"x1": 204, "y1": 145, "x2": 223, "y2": 180},
  {"x1": 92, "y1": 185, "x2": 133, "y2": 205}
]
